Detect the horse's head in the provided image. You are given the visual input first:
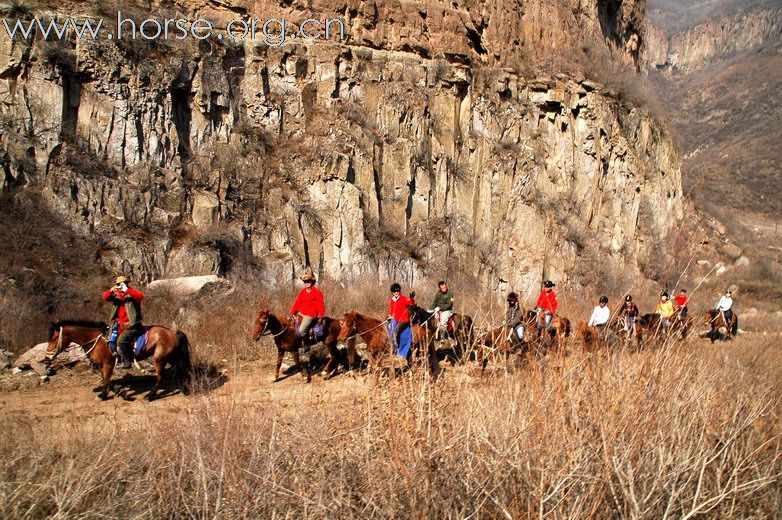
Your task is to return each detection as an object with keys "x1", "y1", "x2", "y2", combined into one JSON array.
[
  {"x1": 704, "y1": 309, "x2": 718, "y2": 325},
  {"x1": 338, "y1": 311, "x2": 358, "y2": 342},
  {"x1": 45, "y1": 325, "x2": 63, "y2": 361},
  {"x1": 253, "y1": 309, "x2": 272, "y2": 341}
]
